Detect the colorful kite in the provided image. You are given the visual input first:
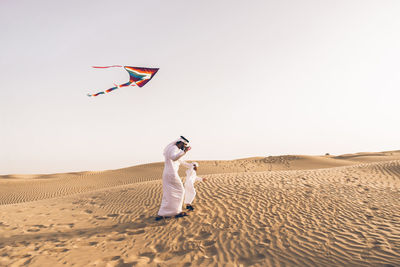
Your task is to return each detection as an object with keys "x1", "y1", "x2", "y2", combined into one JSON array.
[{"x1": 87, "y1": 65, "x2": 159, "y2": 97}]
